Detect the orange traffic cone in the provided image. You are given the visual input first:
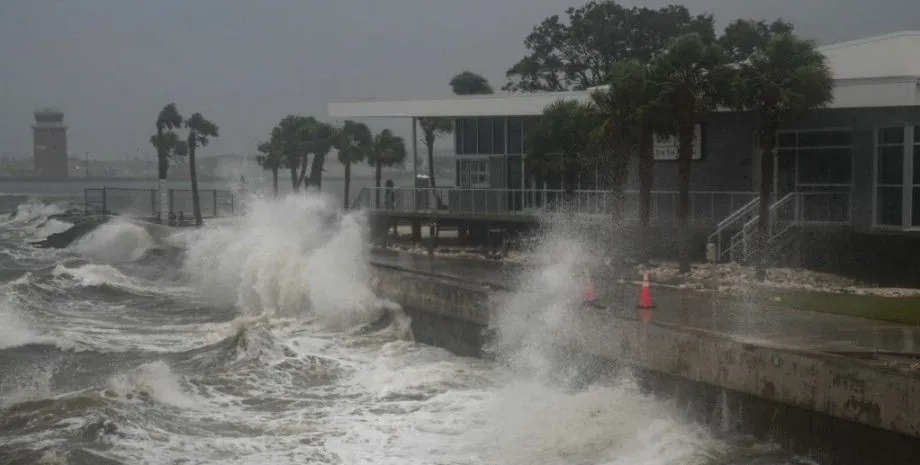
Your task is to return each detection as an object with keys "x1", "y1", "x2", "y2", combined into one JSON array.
[
  {"x1": 582, "y1": 277, "x2": 597, "y2": 304},
  {"x1": 637, "y1": 271, "x2": 655, "y2": 309}
]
